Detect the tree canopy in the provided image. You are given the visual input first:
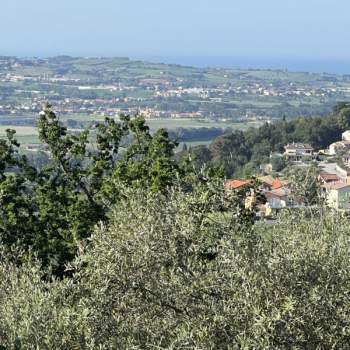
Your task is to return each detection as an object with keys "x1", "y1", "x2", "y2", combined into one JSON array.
[
  {"x1": 181, "y1": 103, "x2": 350, "y2": 176},
  {"x1": 1, "y1": 186, "x2": 350, "y2": 348},
  {"x1": 0, "y1": 104, "x2": 182, "y2": 275},
  {"x1": 1, "y1": 104, "x2": 350, "y2": 348}
]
